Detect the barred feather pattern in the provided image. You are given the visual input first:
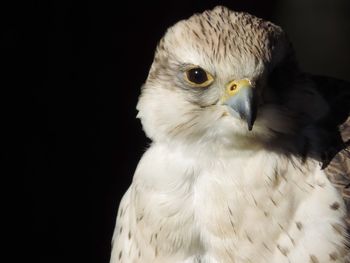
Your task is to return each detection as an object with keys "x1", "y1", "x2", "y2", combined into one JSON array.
[{"x1": 325, "y1": 117, "x2": 350, "y2": 231}]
